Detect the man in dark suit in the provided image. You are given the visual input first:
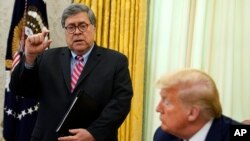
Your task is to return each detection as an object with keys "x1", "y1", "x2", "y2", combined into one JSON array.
[
  {"x1": 153, "y1": 69, "x2": 241, "y2": 141},
  {"x1": 10, "y1": 3, "x2": 133, "y2": 141},
  {"x1": 154, "y1": 115, "x2": 241, "y2": 141}
]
